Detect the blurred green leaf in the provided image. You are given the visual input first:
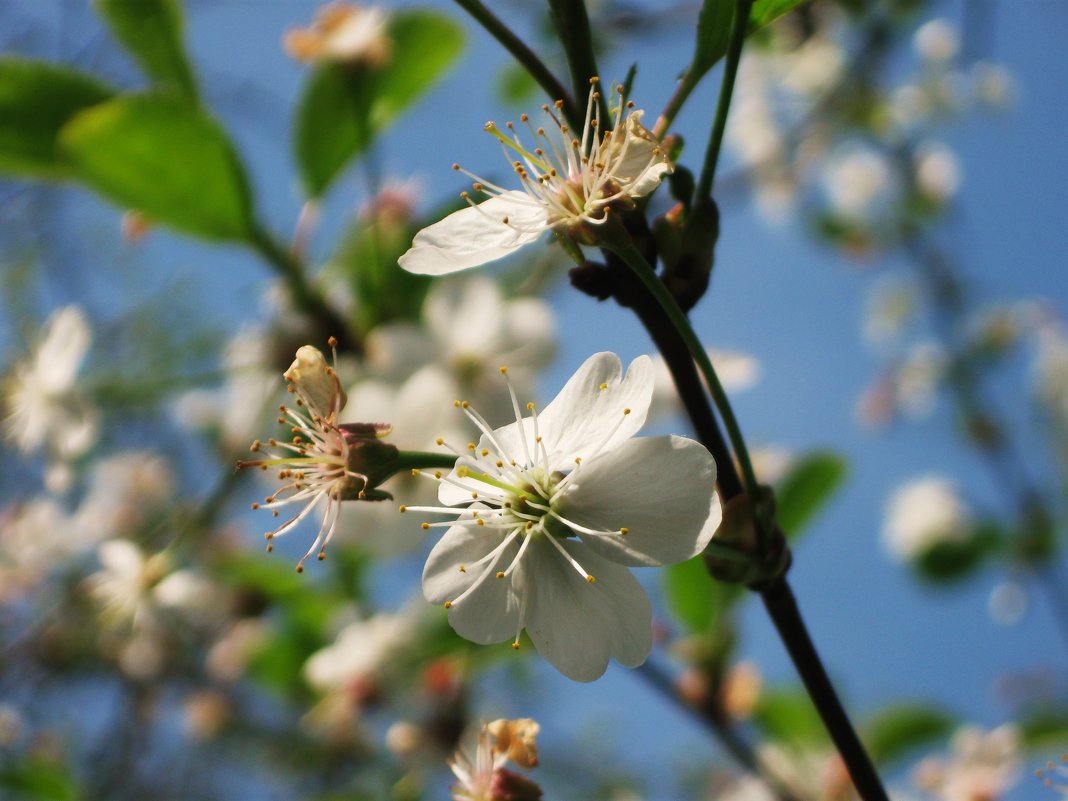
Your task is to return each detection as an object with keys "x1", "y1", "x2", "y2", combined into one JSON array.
[
  {"x1": 864, "y1": 703, "x2": 955, "y2": 764},
  {"x1": 913, "y1": 521, "x2": 1003, "y2": 583},
  {"x1": 691, "y1": 0, "x2": 814, "y2": 77},
  {"x1": 664, "y1": 555, "x2": 743, "y2": 634},
  {"x1": 373, "y1": 11, "x2": 464, "y2": 126},
  {"x1": 60, "y1": 92, "x2": 255, "y2": 241},
  {"x1": 753, "y1": 688, "x2": 827, "y2": 745},
  {"x1": 0, "y1": 58, "x2": 114, "y2": 178},
  {"x1": 0, "y1": 758, "x2": 79, "y2": 801},
  {"x1": 1020, "y1": 707, "x2": 1068, "y2": 748},
  {"x1": 94, "y1": 0, "x2": 198, "y2": 99},
  {"x1": 295, "y1": 10, "x2": 463, "y2": 197},
  {"x1": 331, "y1": 214, "x2": 431, "y2": 333},
  {"x1": 775, "y1": 451, "x2": 848, "y2": 537},
  {"x1": 750, "y1": 0, "x2": 813, "y2": 28},
  {"x1": 693, "y1": 0, "x2": 734, "y2": 76}
]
